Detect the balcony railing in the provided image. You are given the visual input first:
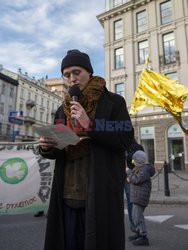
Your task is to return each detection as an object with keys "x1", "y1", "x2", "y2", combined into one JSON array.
[
  {"x1": 159, "y1": 50, "x2": 180, "y2": 66},
  {"x1": 24, "y1": 116, "x2": 36, "y2": 125},
  {"x1": 26, "y1": 100, "x2": 36, "y2": 109}
]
